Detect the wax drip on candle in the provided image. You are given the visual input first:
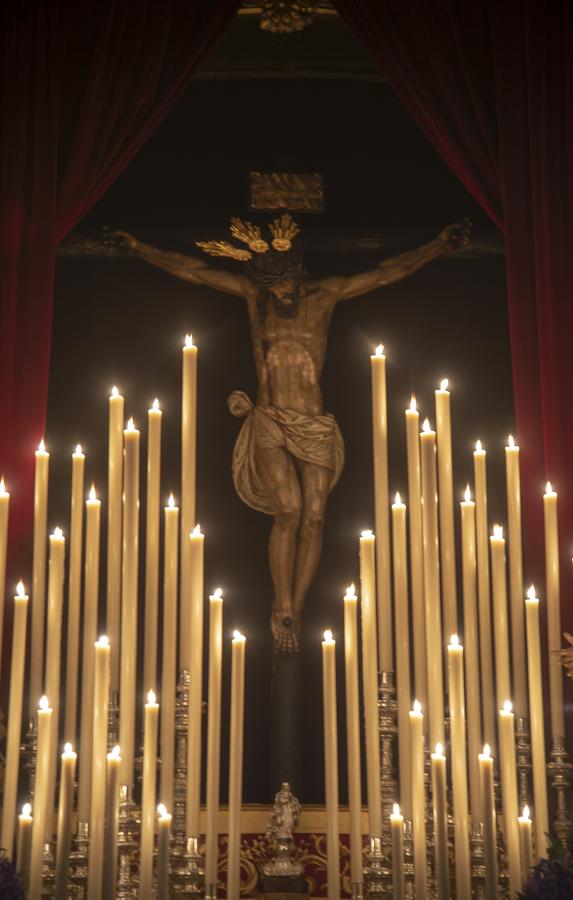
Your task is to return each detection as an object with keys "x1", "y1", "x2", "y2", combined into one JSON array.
[
  {"x1": 464, "y1": 484, "x2": 472, "y2": 502},
  {"x1": 22, "y1": 803, "x2": 32, "y2": 817},
  {"x1": 147, "y1": 689, "x2": 157, "y2": 705},
  {"x1": 527, "y1": 585, "x2": 537, "y2": 600},
  {"x1": 375, "y1": 344, "x2": 384, "y2": 357},
  {"x1": 39, "y1": 695, "x2": 49, "y2": 711},
  {"x1": 152, "y1": 398, "x2": 160, "y2": 411},
  {"x1": 435, "y1": 742, "x2": 444, "y2": 756},
  {"x1": 503, "y1": 700, "x2": 513, "y2": 714},
  {"x1": 344, "y1": 583, "x2": 356, "y2": 599},
  {"x1": 75, "y1": 444, "x2": 83, "y2": 455},
  {"x1": 53, "y1": 526, "x2": 63, "y2": 538},
  {"x1": 232, "y1": 630, "x2": 245, "y2": 642},
  {"x1": 16, "y1": 580, "x2": 26, "y2": 598},
  {"x1": 493, "y1": 524, "x2": 504, "y2": 540},
  {"x1": 440, "y1": 378, "x2": 449, "y2": 391},
  {"x1": 89, "y1": 485, "x2": 97, "y2": 501},
  {"x1": 192, "y1": 524, "x2": 202, "y2": 535},
  {"x1": 323, "y1": 629, "x2": 334, "y2": 643},
  {"x1": 409, "y1": 395, "x2": 417, "y2": 411},
  {"x1": 422, "y1": 418, "x2": 431, "y2": 433},
  {"x1": 184, "y1": 334, "x2": 194, "y2": 348},
  {"x1": 38, "y1": 439, "x2": 46, "y2": 452},
  {"x1": 413, "y1": 699, "x2": 422, "y2": 715},
  {"x1": 126, "y1": 417, "x2": 135, "y2": 431},
  {"x1": 475, "y1": 439, "x2": 483, "y2": 452}
]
